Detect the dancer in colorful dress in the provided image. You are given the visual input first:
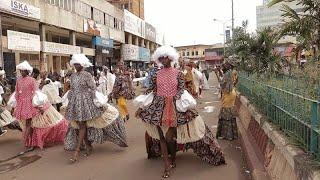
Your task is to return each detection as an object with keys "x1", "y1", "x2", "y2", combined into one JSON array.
[
  {"x1": 111, "y1": 60, "x2": 135, "y2": 121},
  {"x1": 13, "y1": 61, "x2": 68, "y2": 150},
  {"x1": 64, "y1": 54, "x2": 127, "y2": 163},
  {"x1": 136, "y1": 46, "x2": 225, "y2": 178},
  {"x1": 216, "y1": 58, "x2": 239, "y2": 140}
]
